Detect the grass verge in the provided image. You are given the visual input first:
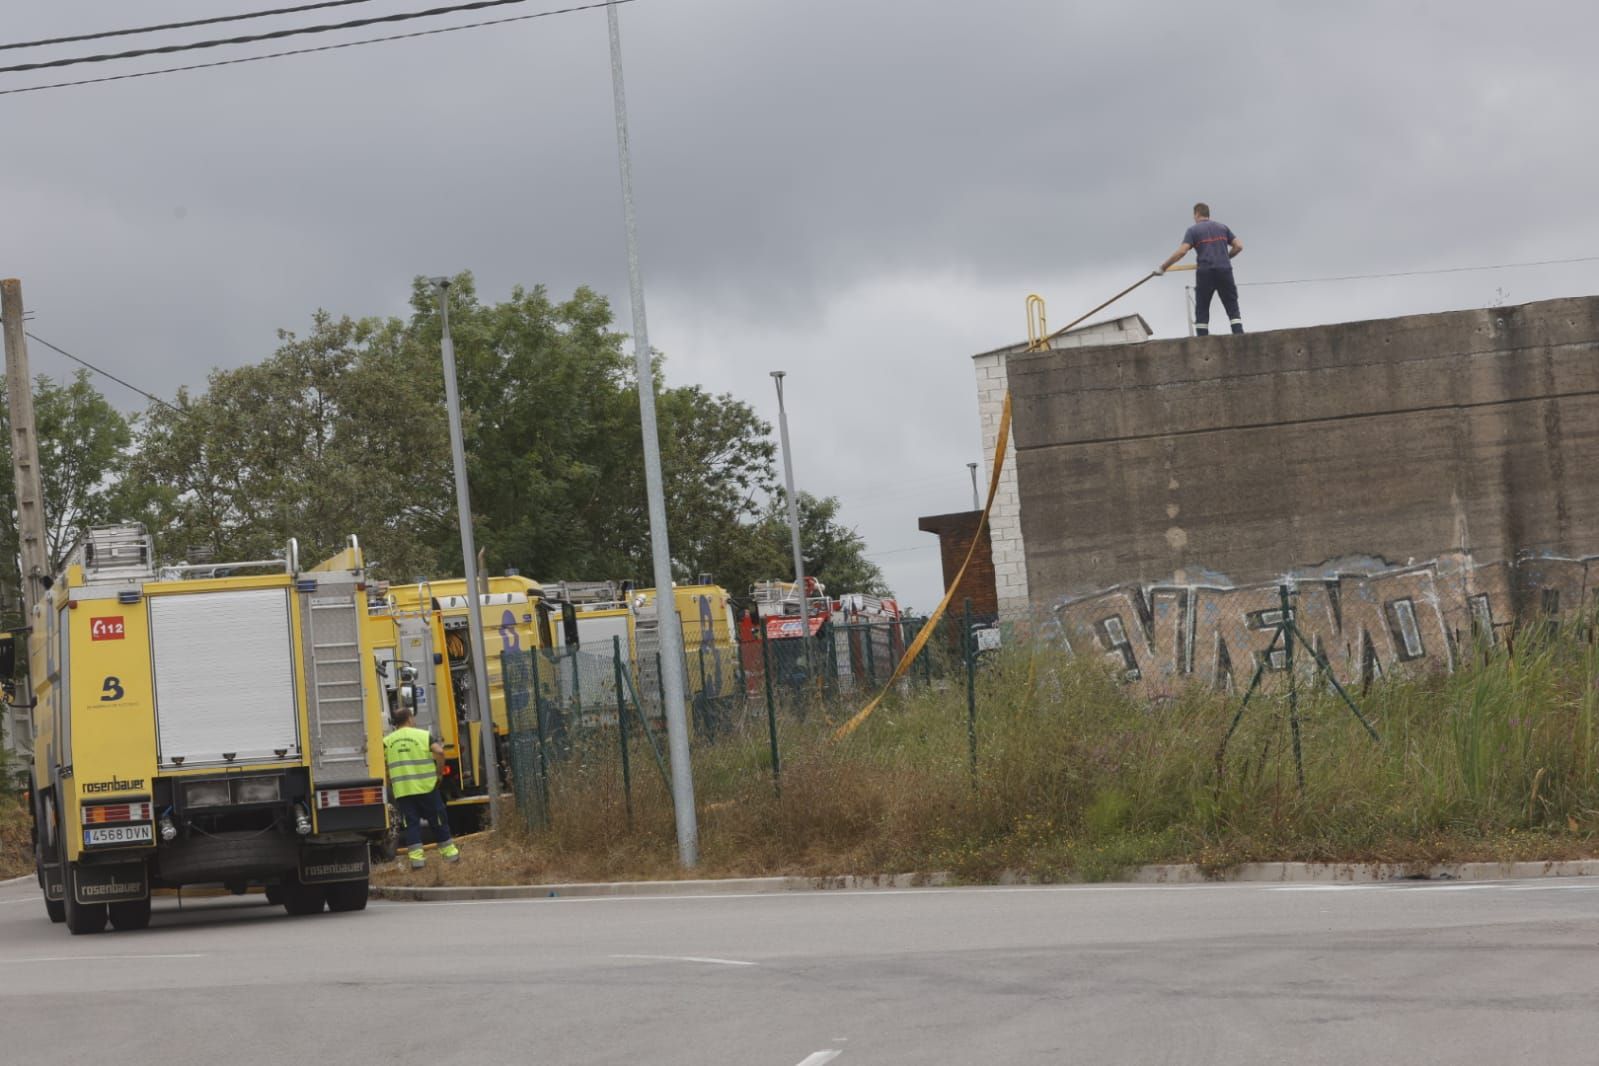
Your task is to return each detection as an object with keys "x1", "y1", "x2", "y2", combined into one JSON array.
[
  {"x1": 1, "y1": 793, "x2": 31, "y2": 879},
  {"x1": 368, "y1": 624, "x2": 1599, "y2": 888}
]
